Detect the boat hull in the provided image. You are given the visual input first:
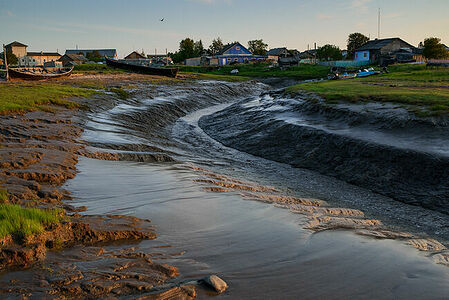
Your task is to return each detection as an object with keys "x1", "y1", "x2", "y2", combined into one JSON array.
[
  {"x1": 8, "y1": 67, "x2": 74, "y2": 81},
  {"x1": 105, "y1": 57, "x2": 178, "y2": 78}
]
